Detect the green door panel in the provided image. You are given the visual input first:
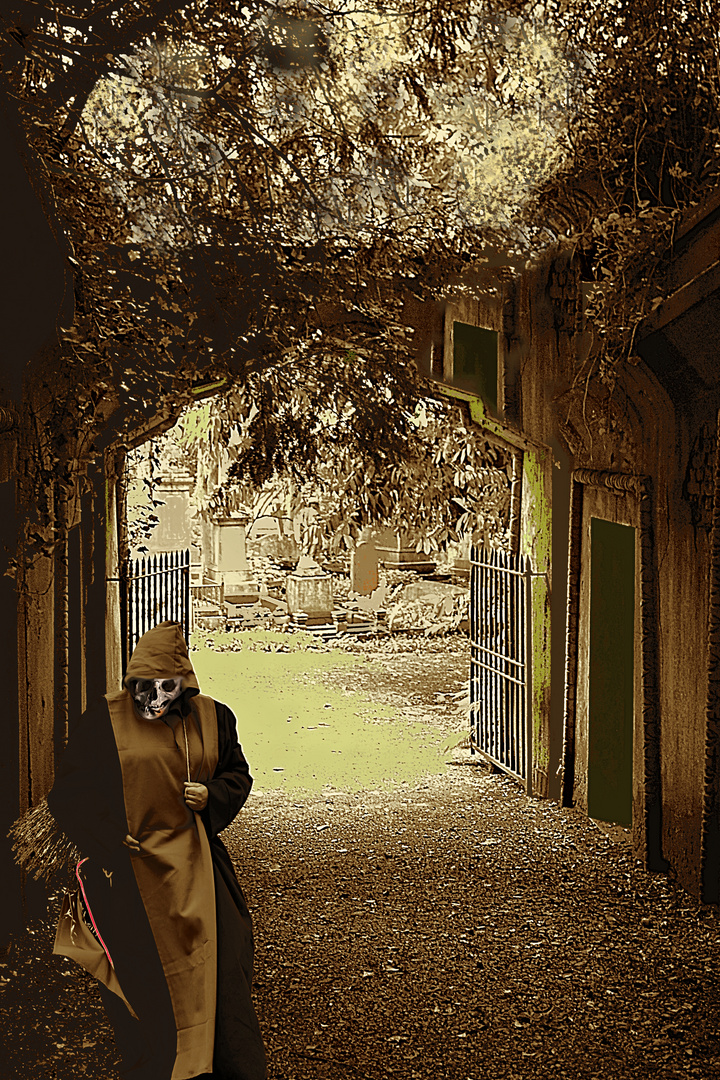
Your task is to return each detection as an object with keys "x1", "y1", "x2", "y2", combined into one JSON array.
[{"x1": 588, "y1": 518, "x2": 635, "y2": 825}]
